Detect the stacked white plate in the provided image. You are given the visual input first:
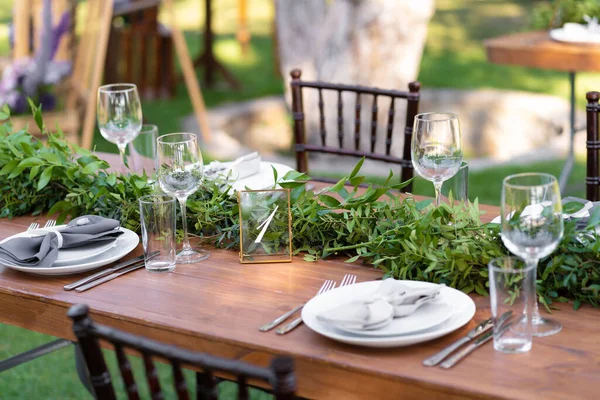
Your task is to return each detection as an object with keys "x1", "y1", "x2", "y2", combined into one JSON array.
[
  {"x1": 0, "y1": 226, "x2": 139, "y2": 275},
  {"x1": 302, "y1": 280, "x2": 476, "y2": 348}
]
